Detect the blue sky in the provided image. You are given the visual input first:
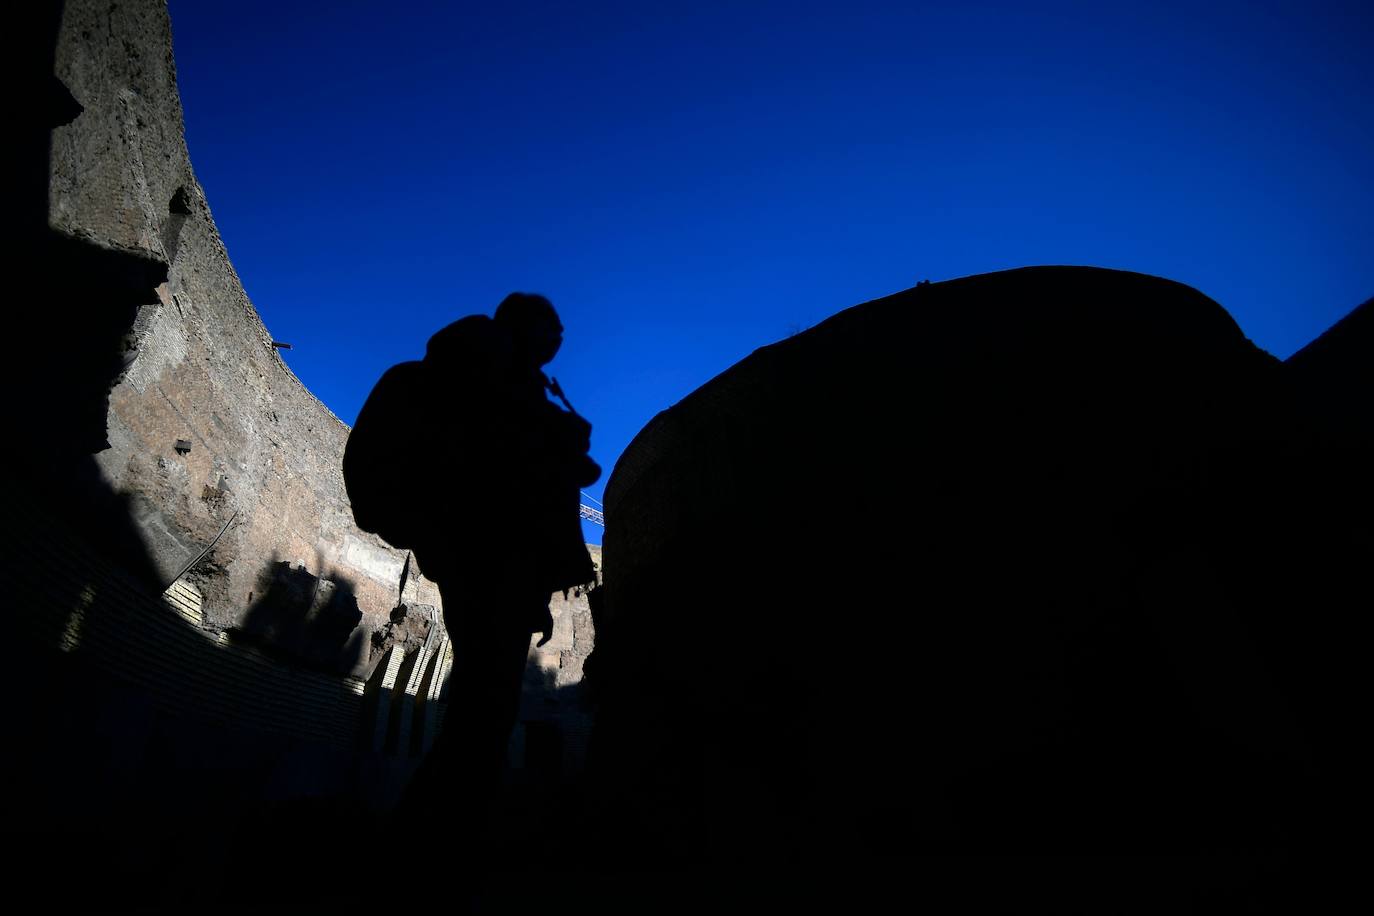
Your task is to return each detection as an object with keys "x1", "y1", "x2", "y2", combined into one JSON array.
[{"x1": 167, "y1": 1, "x2": 1372, "y2": 544}]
